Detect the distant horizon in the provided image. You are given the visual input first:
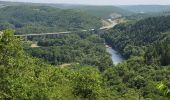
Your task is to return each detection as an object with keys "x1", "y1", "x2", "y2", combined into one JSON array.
[{"x1": 1, "y1": 0, "x2": 170, "y2": 6}]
